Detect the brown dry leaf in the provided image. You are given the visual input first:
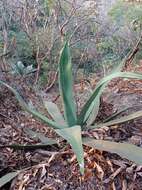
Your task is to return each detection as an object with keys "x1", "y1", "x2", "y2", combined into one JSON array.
[
  {"x1": 94, "y1": 162, "x2": 104, "y2": 180},
  {"x1": 112, "y1": 159, "x2": 127, "y2": 168},
  {"x1": 91, "y1": 131, "x2": 100, "y2": 139},
  {"x1": 136, "y1": 165, "x2": 142, "y2": 172},
  {"x1": 18, "y1": 173, "x2": 30, "y2": 190},
  {"x1": 32, "y1": 167, "x2": 39, "y2": 177},
  {"x1": 40, "y1": 164, "x2": 47, "y2": 180},
  {"x1": 126, "y1": 164, "x2": 136, "y2": 174},
  {"x1": 107, "y1": 159, "x2": 114, "y2": 172},
  {"x1": 104, "y1": 165, "x2": 126, "y2": 184}
]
